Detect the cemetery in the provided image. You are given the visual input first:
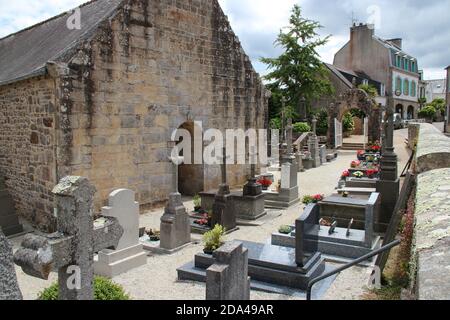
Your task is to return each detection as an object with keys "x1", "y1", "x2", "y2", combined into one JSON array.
[{"x1": 0, "y1": 0, "x2": 450, "y2": 305}]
